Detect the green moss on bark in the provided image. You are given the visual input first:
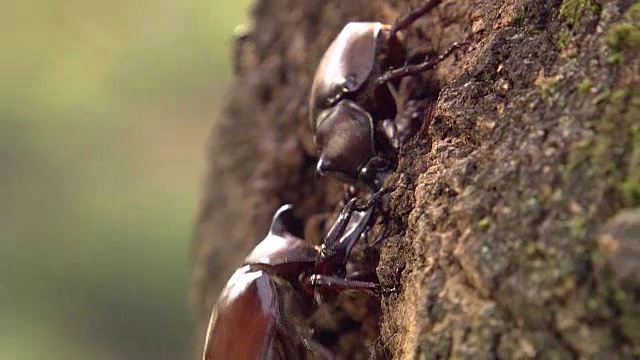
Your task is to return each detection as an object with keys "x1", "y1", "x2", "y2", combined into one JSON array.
[{"x1": 559, "y1": 0, "x2": 600, "y2": 26}]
